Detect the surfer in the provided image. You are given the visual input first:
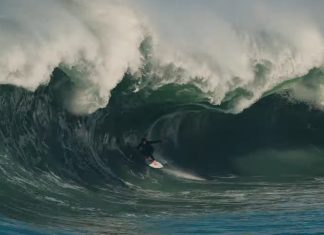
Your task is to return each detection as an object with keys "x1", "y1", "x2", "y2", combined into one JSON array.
[{"x1": 137, "y1": 138, "x2": 162, "y2": 162}]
